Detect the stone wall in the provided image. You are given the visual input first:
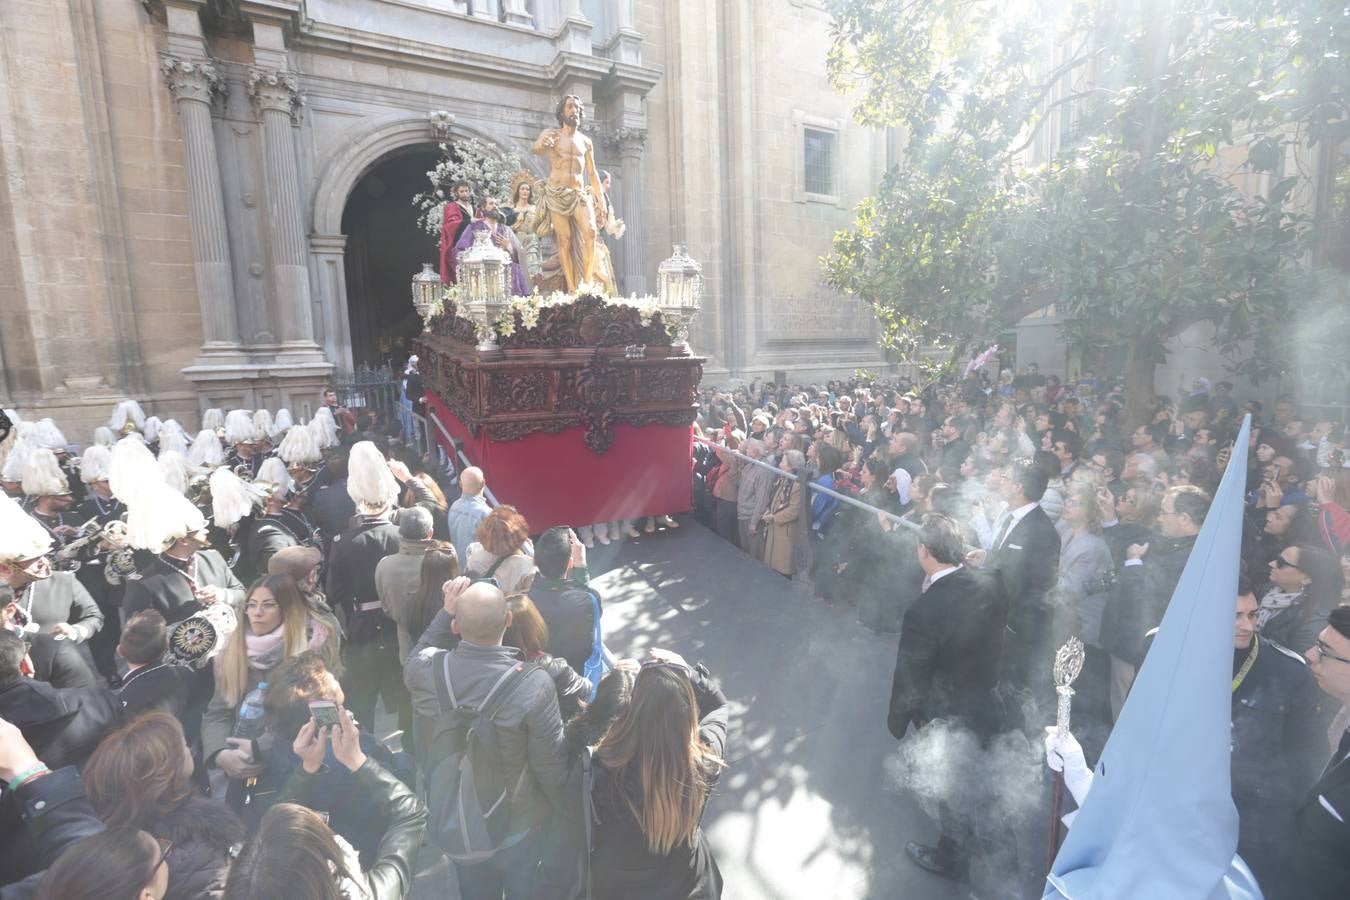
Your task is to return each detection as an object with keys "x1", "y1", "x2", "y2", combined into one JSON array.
[
  {"x1": 1, "y1": 0, "x2": 892, "y2": 447},
  {"x1": 0, "y1": 0, "x2": 200, "y2": 438}
]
